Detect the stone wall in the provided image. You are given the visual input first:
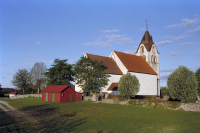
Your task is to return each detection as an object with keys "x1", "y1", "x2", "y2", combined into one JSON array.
[
  {"x1": 10, "y1": 94, "x2": 42, "y2": 99},
  {"x1": 178, "y1": 103, "x2": 200, "y2": 112}
]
